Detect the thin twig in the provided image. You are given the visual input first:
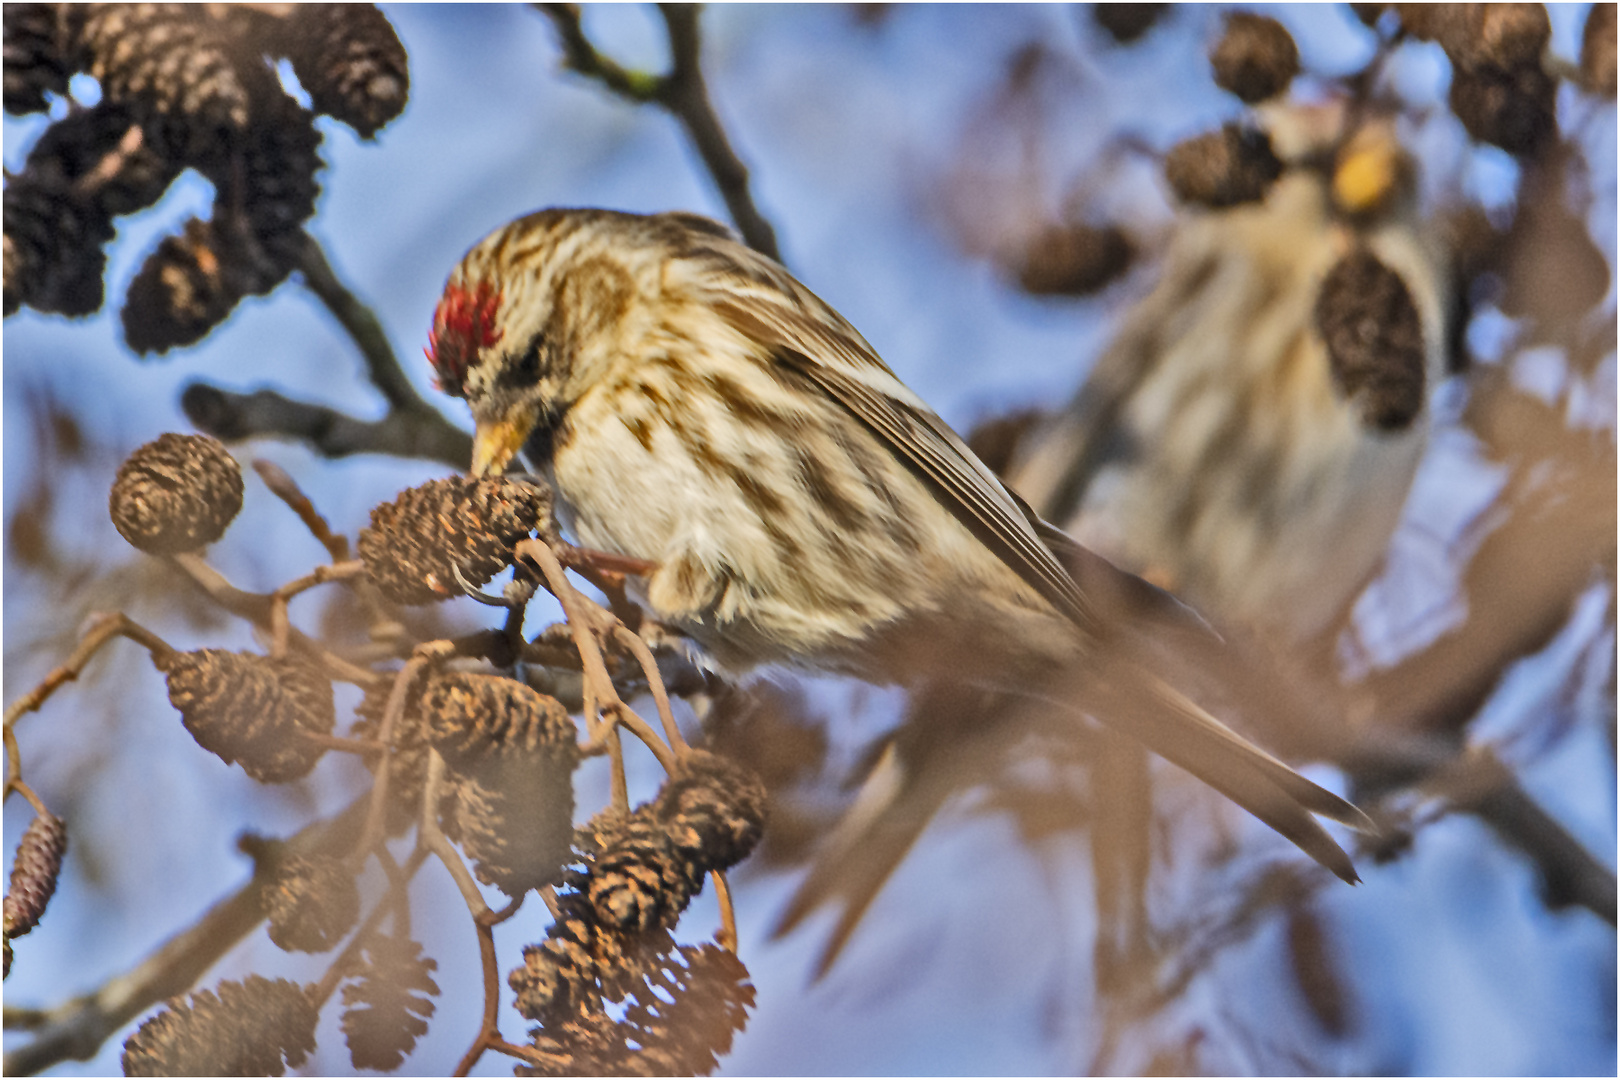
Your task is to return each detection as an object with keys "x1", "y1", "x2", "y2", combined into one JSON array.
[
  {"x1": 167, "y1": 553, "x2": 386, "y2": 687},
  {"x1": 712, "y1": 870, "x2": 738, "y2": 952},
  {"x1": 310, "y1": 847, "x2": 431, "y2": 1011},
  {"x1": 4, "y1": 613, "x2": 173, "y2": 732},
  {"x1": 518, "y1": 540, "x2": 680, "y2": 773},
  {"x1": 183, "y1": 383, "x2": 473, "y2": 468},
  {"x1": 654, "y1": 4, "x2": 780, "y2": 259},
  {"x1": 416, "y1": 751, "x2": 508, "y2": 1079},
  {"x1": 252, "y1": 459, "x2": 349, "y2": 561},
  {"x1": 3, "y1": 797, "x2": 372, "y2": 1076},
  {"x1": 612, "y1": 625, "x2": 687, "y2": 753},
  {"x1": 353, "y1": 650, "x2": 443, "y2": 868},
  {"x1": 183, "y1": 232, "x2": 473, "y2": 467},
  {"x1": 294, "y1": 234, "x2": 424, "y2": 415},
  {"x1": 537, "y1": 3, "x2": 781, "y2": 259},
  {"x1": 268, "y1": 560, "x2": 364, "y2": 657}
]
